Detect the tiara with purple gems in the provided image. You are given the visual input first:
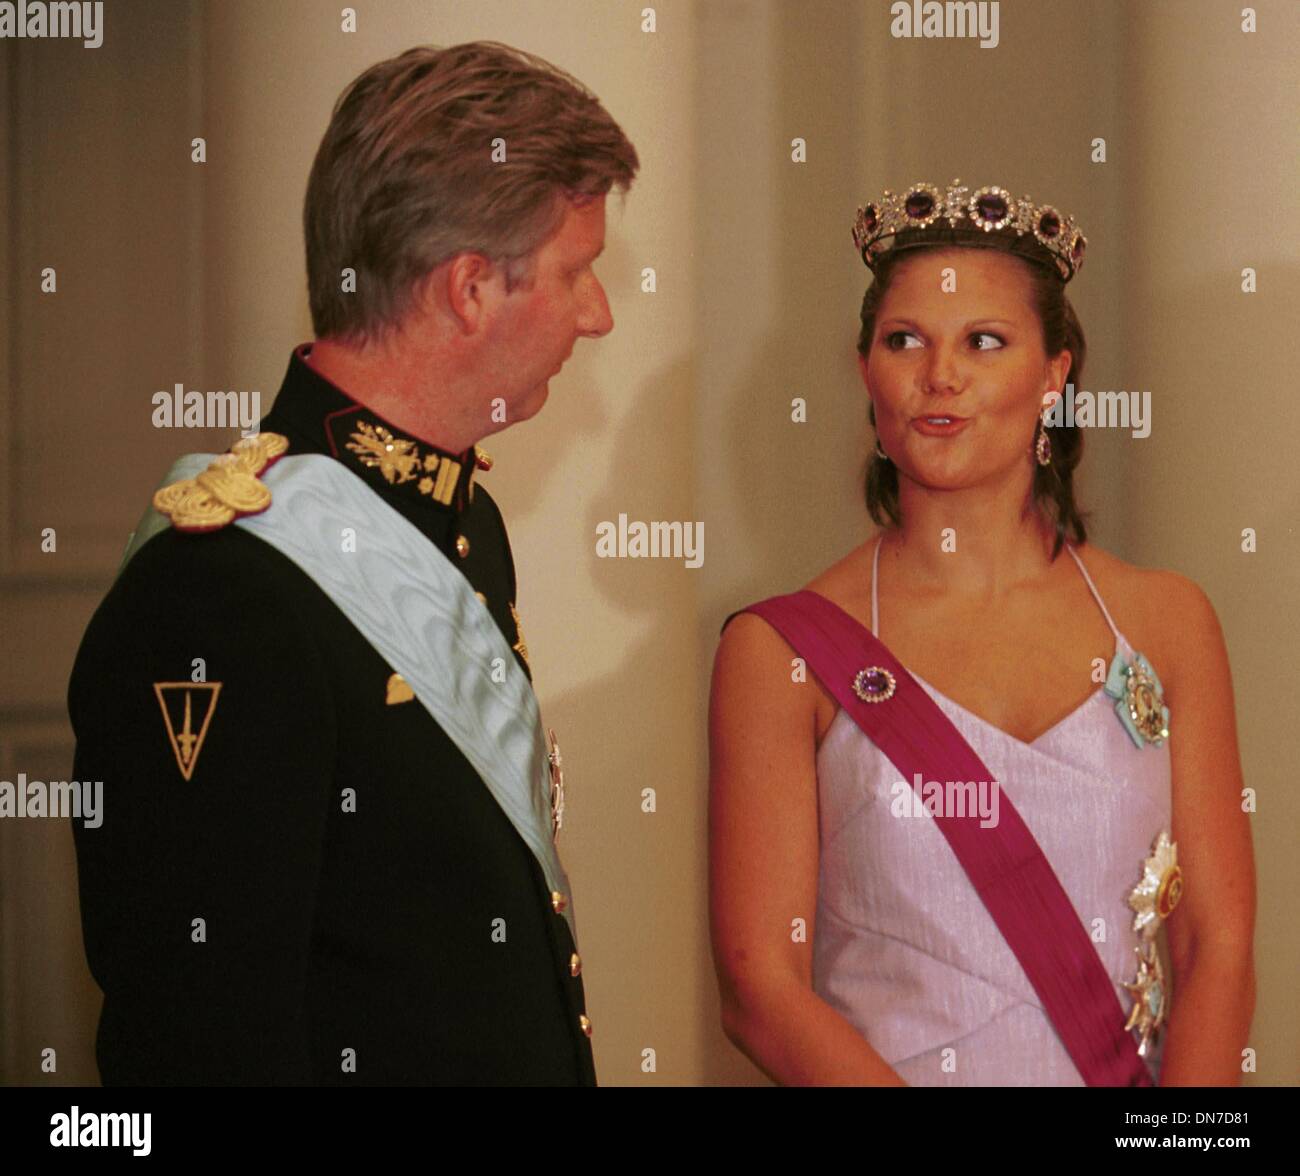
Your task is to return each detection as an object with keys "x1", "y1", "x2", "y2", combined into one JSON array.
[{"x1": 852, "y1": 178, "x2": 1087, "y2": 283}]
